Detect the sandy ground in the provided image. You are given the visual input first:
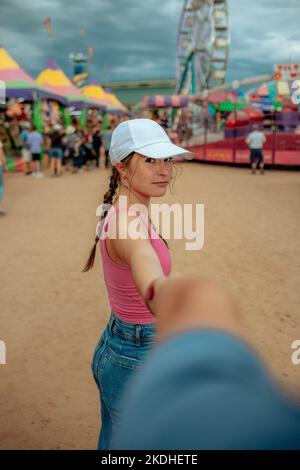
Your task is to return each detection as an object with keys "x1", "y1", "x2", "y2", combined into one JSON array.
[{"x1": 0, "y1": 162, "x2": 299, "y2": 449}]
